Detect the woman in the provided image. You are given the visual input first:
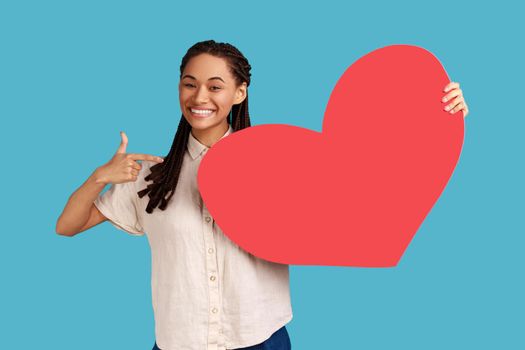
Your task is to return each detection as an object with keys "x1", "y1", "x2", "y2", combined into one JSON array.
[{"x1": 56, "y1": 40, "x2": 469, "y2": 350}]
